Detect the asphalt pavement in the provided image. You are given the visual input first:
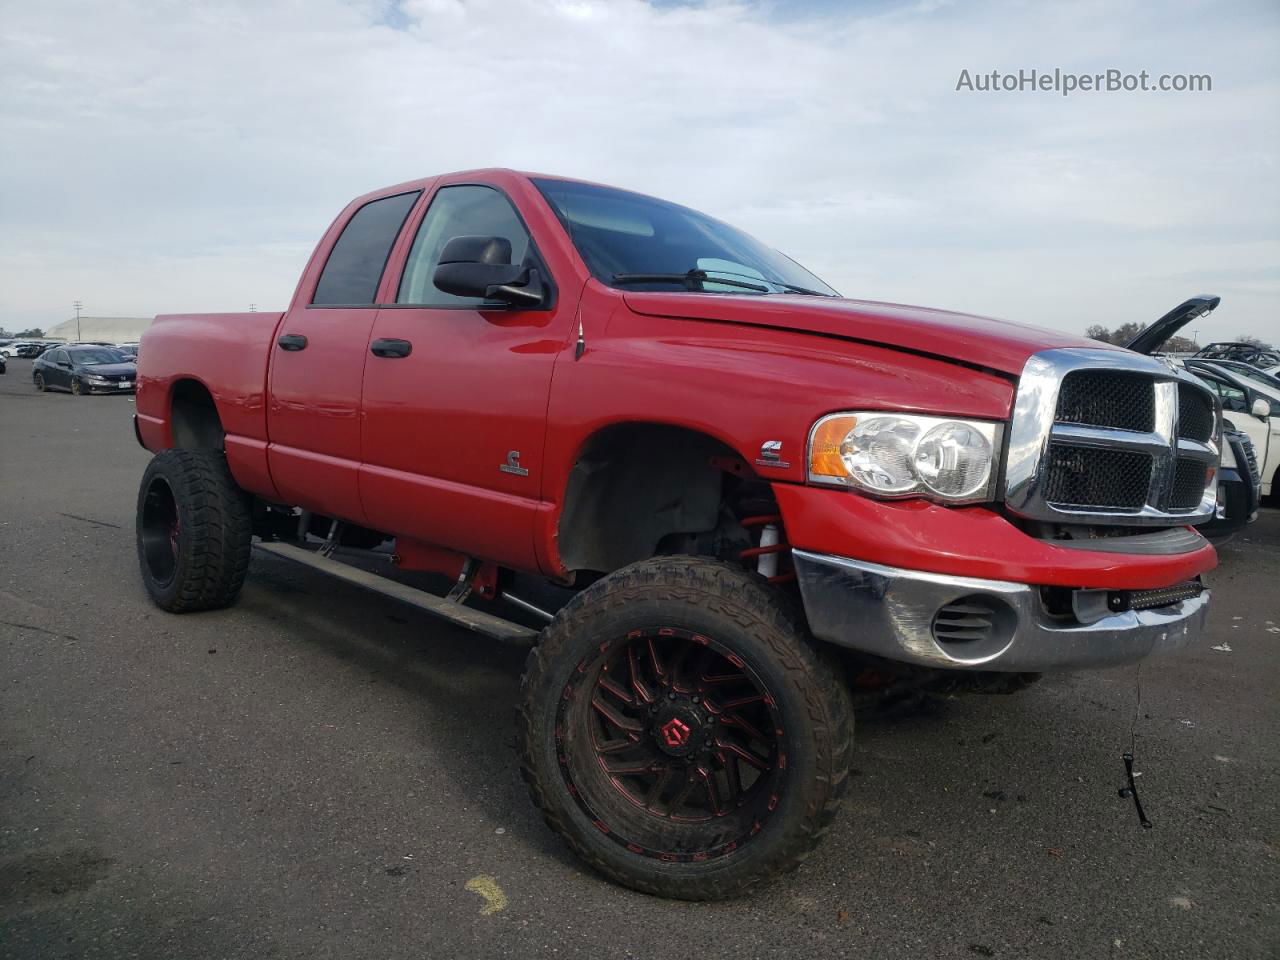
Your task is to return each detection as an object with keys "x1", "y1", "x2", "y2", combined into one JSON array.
[{"x1": 1, "y1": 357, "x2": 1277, "y2": 959}]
